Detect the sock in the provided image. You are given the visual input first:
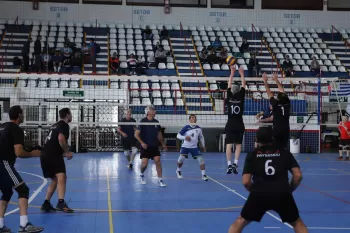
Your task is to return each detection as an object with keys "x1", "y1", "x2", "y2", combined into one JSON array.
[
  {"x1": 158, "y1": 177, "x2": 163, "y2": 182},
  {"x1": 140, "y1": 173, "x2": 144, "y2": 177},
  {"x1": 234, "y1": 159, "x2": 238, "y2": 165},
  {"x1": 20, "y1": 215, "x2": 28, "y2": 227},
  {"x1": 0, "y1": 218, "x2": 4, "y2": 228},
  {"x1": 201, "y1": 170, "x2": 206, "y2": 176},
  {"x1": 176, "y1": 167, "x2": 181, "y2": 172},
  {"x1": 58, "y1": 199, "x2": 64, "y2": 204},
  {"x1": 227, "y1": 161, "x2": 231, "y2": 166}
]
